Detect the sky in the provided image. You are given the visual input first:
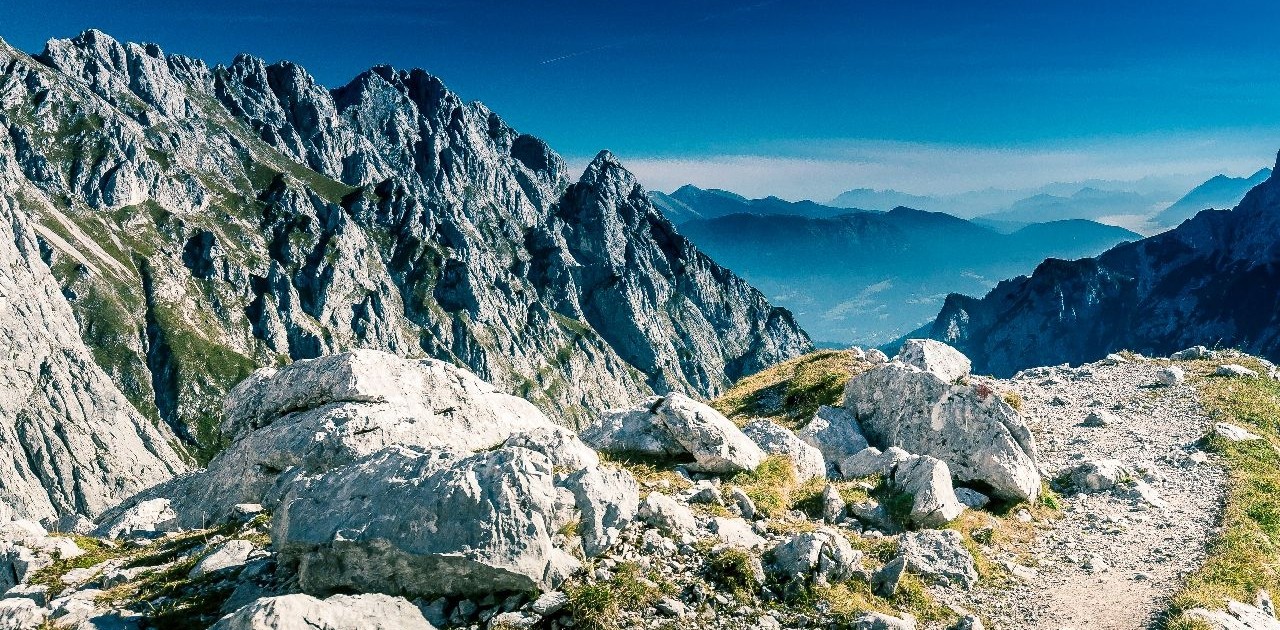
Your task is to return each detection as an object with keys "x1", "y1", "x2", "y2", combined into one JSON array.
[{"x1": 2, "y1": 0, "x2": 1279, "y2": 200}]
